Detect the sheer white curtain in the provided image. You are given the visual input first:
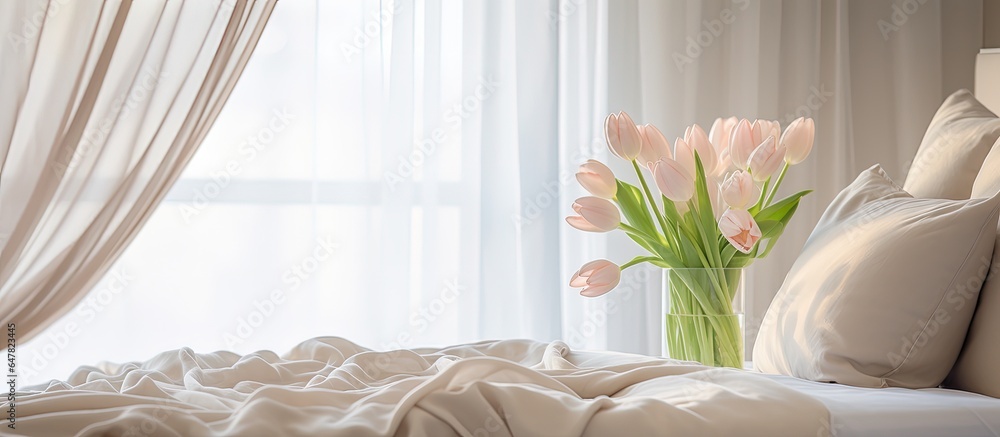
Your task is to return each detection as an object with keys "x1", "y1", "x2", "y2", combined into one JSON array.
[
  {"x1": 18, "y1": 0, "x2": 564, "y2": 385},
  {"x1": 0, "y1": 0, "x2": 275, "y2": 342},
  {"x1": 19, "y1": 0, "x2": 984, "y2": 385}
]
